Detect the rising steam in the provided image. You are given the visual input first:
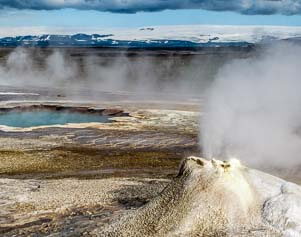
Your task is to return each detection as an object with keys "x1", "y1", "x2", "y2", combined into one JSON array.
[
  {"x1": 0, "y1": 47, "x2": 217, "y2": 98},
  {"x1": 201, "y1": 42, "x2": 301, "y2": 167},
  {"x1": 0, "y1": 48, "x2": 78, "y2": 88}
]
